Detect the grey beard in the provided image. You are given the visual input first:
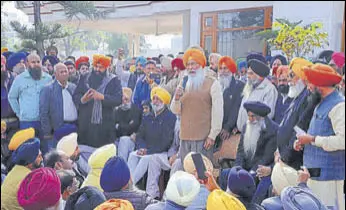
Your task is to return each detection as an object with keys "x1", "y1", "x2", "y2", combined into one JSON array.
[
  {"x1": 186, "y1": 69, "x2": 205, "y2": 92},
  {"x1": 243, "y1": 120, "x2": 264, "y2": 159},
  {"x1": 219, "y1": 75, "x2": 233, "y2": 91},
  {"x1": 288, "y1": 79, "x2": 306, "y2": 98}
]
